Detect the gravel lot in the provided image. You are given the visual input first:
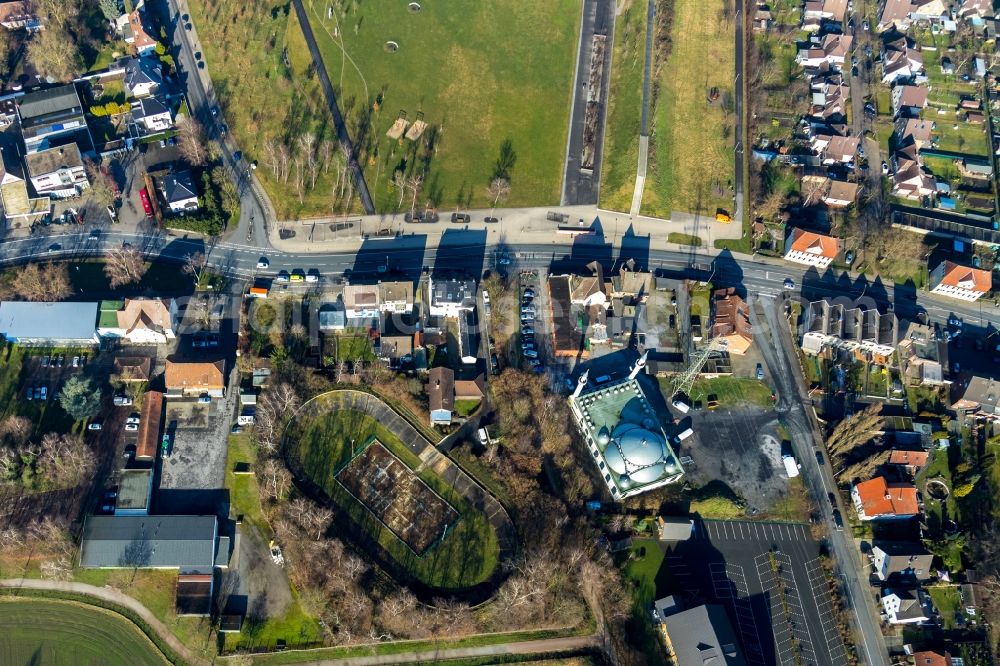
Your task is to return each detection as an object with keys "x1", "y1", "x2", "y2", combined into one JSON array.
[{"x1": 159, "y1": 390, "x2": 237, "y2": 492}]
